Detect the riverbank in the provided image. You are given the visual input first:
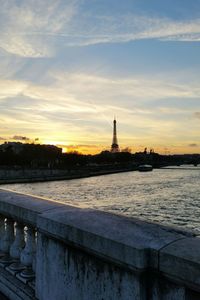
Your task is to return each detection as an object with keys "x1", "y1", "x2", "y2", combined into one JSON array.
[{"x1": 0, "y1": 166, "x2": 137, "y2": 184}]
